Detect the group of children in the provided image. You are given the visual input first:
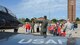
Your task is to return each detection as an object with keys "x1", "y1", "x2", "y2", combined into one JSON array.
[
  {"x1": 24, "y1": 21, "x2": 66, "y2": 37},
  {"x1": 24, "y1": 20, "x2": 78, "y2": 37},
  {"x1": 48, "y1": 22, "x2": 66, "y2": 37}
]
